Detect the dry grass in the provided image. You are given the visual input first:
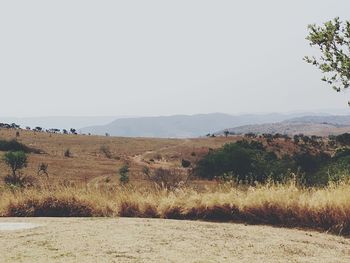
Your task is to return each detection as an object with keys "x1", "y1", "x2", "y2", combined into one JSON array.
[
  {"x1": 0, "y1": 129, "x2": 236, "y2": 183},
  {"x1": 1, "y1": 181, "x2": 350, "y2": 235},
  {"x1": 1, "y1": 129, "x2": 349, "y2": 236}
]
